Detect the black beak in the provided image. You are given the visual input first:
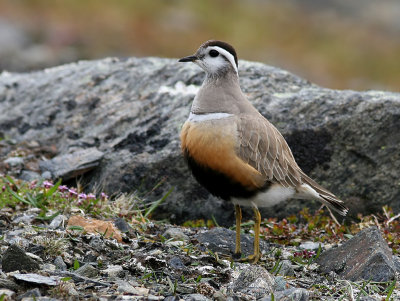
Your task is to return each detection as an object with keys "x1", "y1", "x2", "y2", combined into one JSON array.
[{"x1": 178, "y1": 55, "x2": 198, "y2": 63}]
